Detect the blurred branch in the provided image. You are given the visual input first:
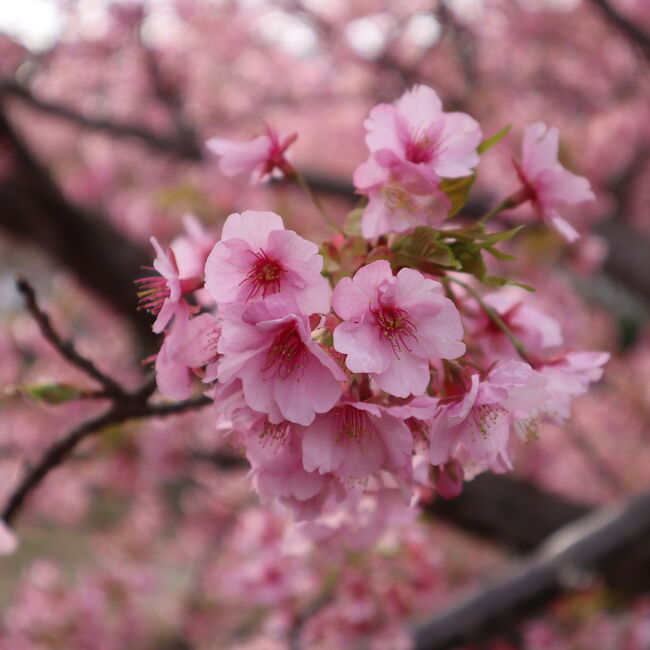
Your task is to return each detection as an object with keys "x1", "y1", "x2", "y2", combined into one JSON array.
[
  {"x1": 0, "y1": 106, "x2": 156, "y2": 345},
  {"x1": 423, "y1": 473, "x2": 590, "y2": 552},
  {"x1": 589, "y1": 0, "x2": 650, "y2": 60},
  {"x1": 16, "y1": 277, "x2": 127, "y2": 398},
  {"x1": 1, "y1": 279, "x2": 210, "y2": 527},
  {"x1": 414, "y1": 491, "x2": 650, "y2": 649},
  {"x1": 0, "y1": 81, "x2": 203, "y2": 159}
]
